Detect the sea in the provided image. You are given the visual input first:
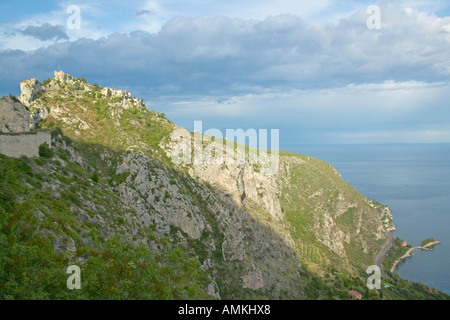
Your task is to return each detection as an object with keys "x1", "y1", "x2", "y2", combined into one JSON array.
[{"x1": 286, "y1": 143, "x2": 450, "y2": 295}]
